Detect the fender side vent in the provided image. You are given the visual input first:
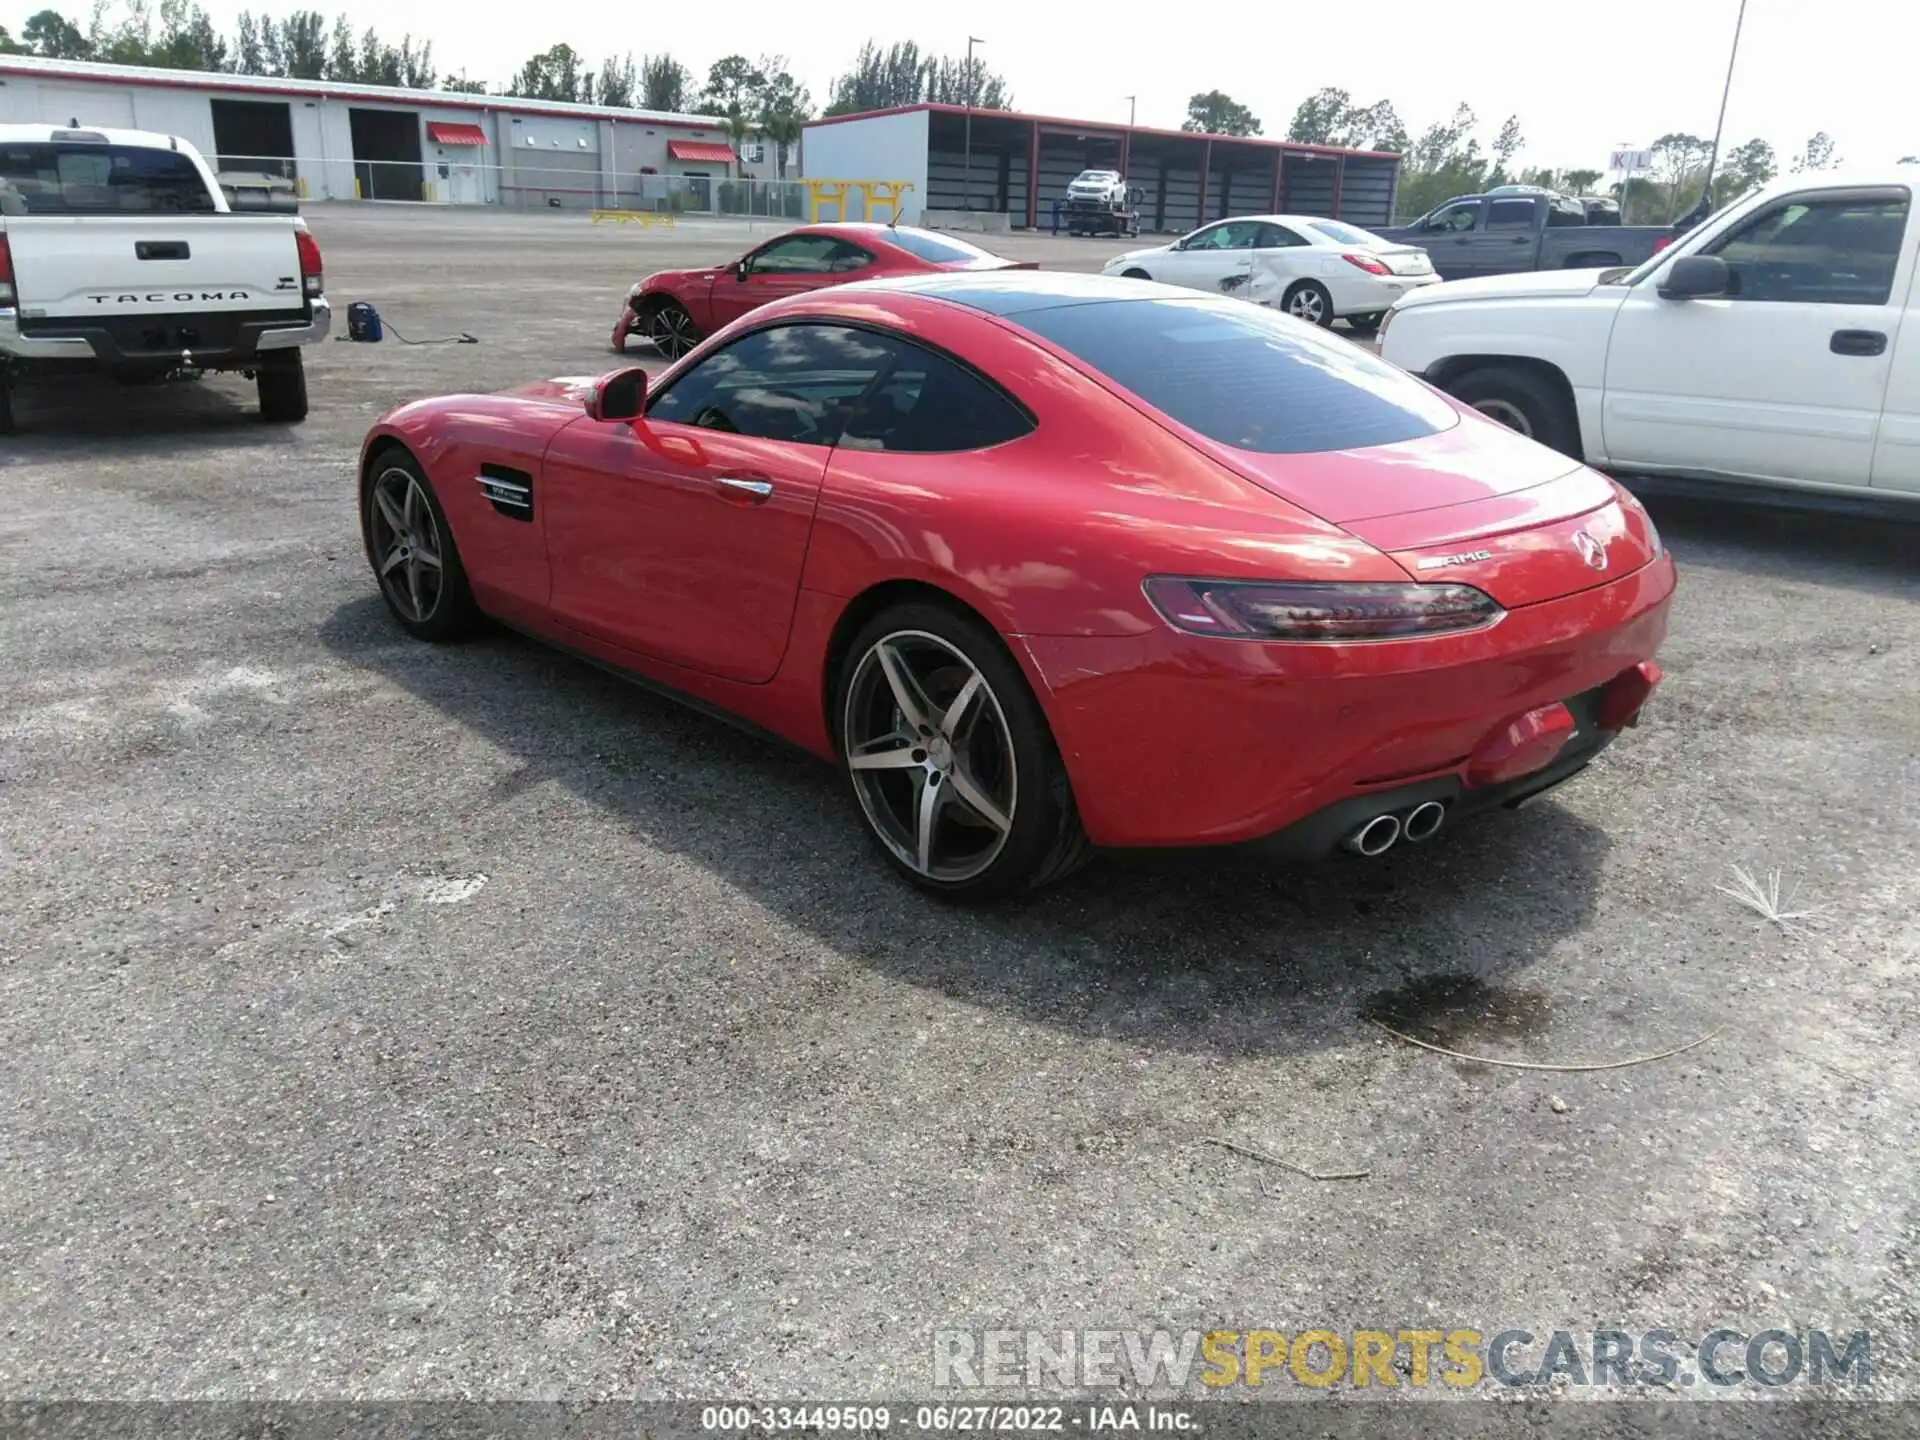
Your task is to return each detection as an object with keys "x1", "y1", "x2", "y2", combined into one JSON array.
[{"x1": 476, "y1": 463, "x2": 533, "y2": 522}]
